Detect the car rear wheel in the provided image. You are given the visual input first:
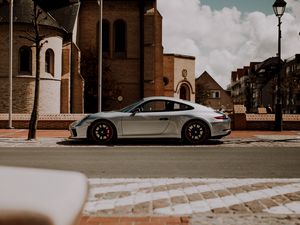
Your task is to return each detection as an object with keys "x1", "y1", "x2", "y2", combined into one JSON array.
[
  {"x1": 182, "y1": 120, "x2": 210, "y2": 144},
  {"x1": 89, "y1": 120, "x2": 116, "y2": 144}
]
